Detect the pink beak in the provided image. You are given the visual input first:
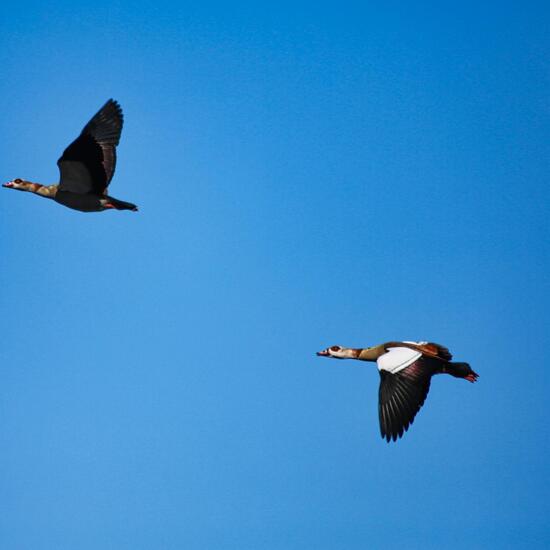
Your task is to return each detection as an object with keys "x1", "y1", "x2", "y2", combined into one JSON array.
[
  {"x1": 316, "y1": 350, "x2": 329, "y2": 357},
  {"x1": 3, "y1": 182, "x2": 14, "y2": 188}
]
